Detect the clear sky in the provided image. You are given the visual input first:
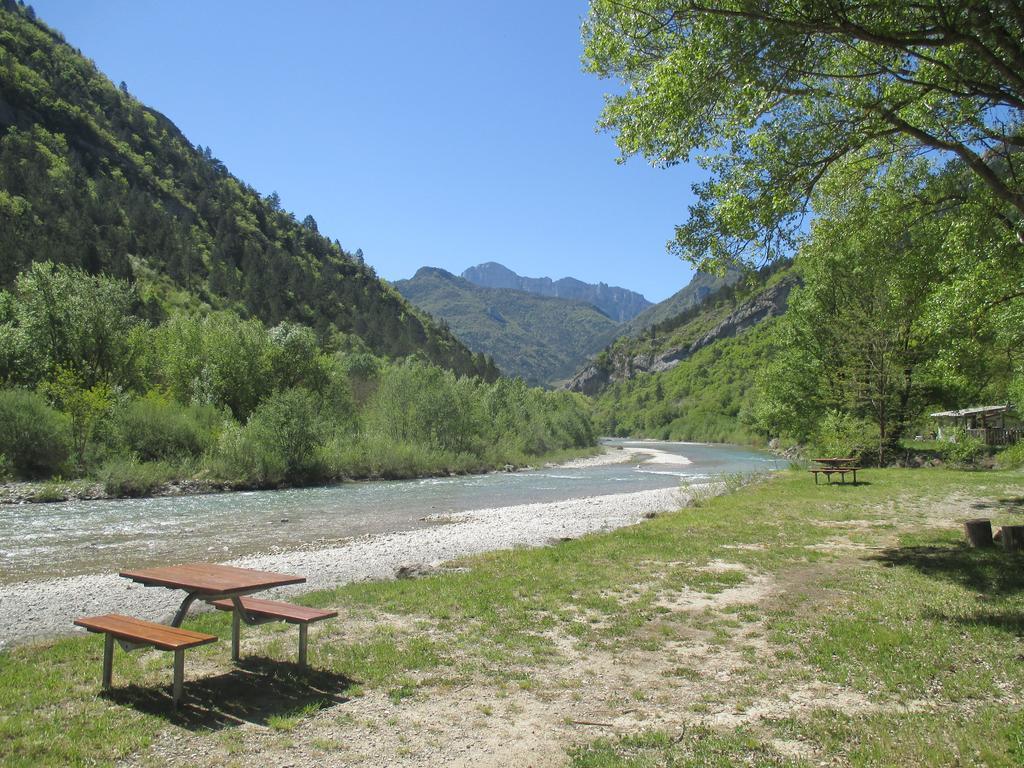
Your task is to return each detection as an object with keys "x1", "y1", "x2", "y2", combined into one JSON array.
[{"x1": 30, "y1": 1, "x2": 702, "y2": 302}]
